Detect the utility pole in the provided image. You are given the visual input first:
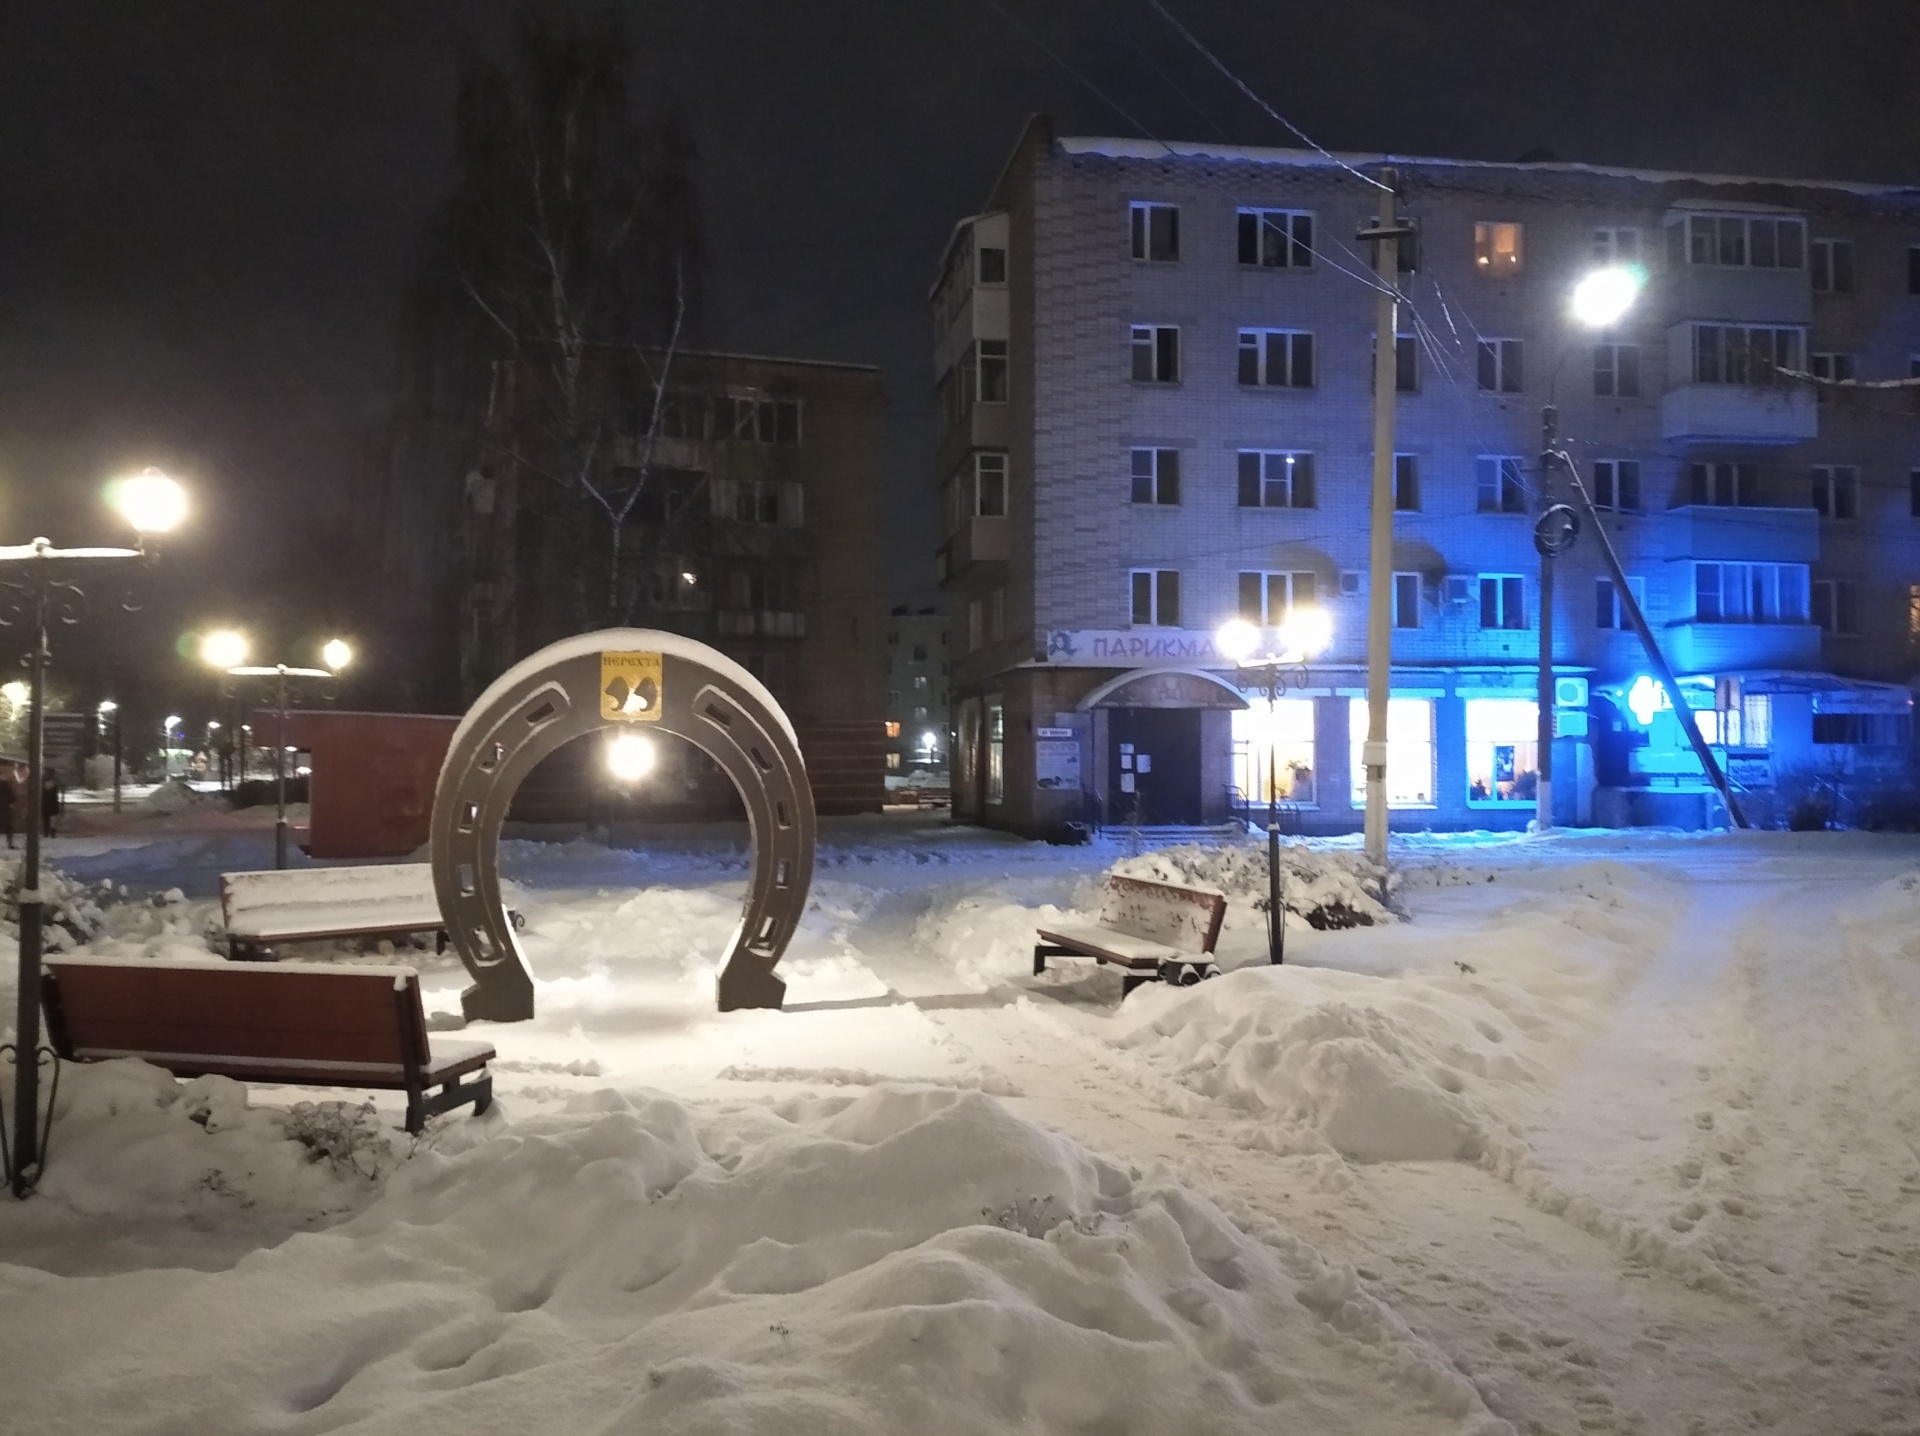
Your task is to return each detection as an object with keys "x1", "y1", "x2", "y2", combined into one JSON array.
[
  {"x1": 1359, "y1": 170, "x2": 1407, "y2": 866},
  {"x1": 1536, "y1": 406, "x2": 1559, "y2": 831}
]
